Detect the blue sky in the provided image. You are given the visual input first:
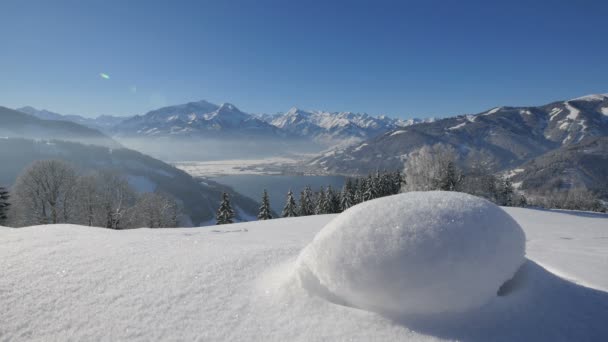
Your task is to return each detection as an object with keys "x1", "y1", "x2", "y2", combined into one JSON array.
[{"x1": 1, "y1": 0, "x2": 607, "y2": 118}]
